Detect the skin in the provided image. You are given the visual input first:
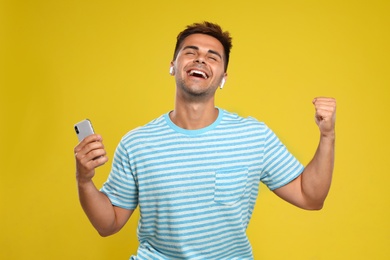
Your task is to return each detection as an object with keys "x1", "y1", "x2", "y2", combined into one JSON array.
[
  {"x1": 273, "y1": 97, "x2": 336, "y2": 210},
  {"x1": 74, "y1": 33, "x2": 336, "y2": 237},
  {"x1": 169, "y1": 34, "x2": 227, "y2": 130},
  {"x1": 74, "y1": 135, "x2": 132, "y2": 236}
]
